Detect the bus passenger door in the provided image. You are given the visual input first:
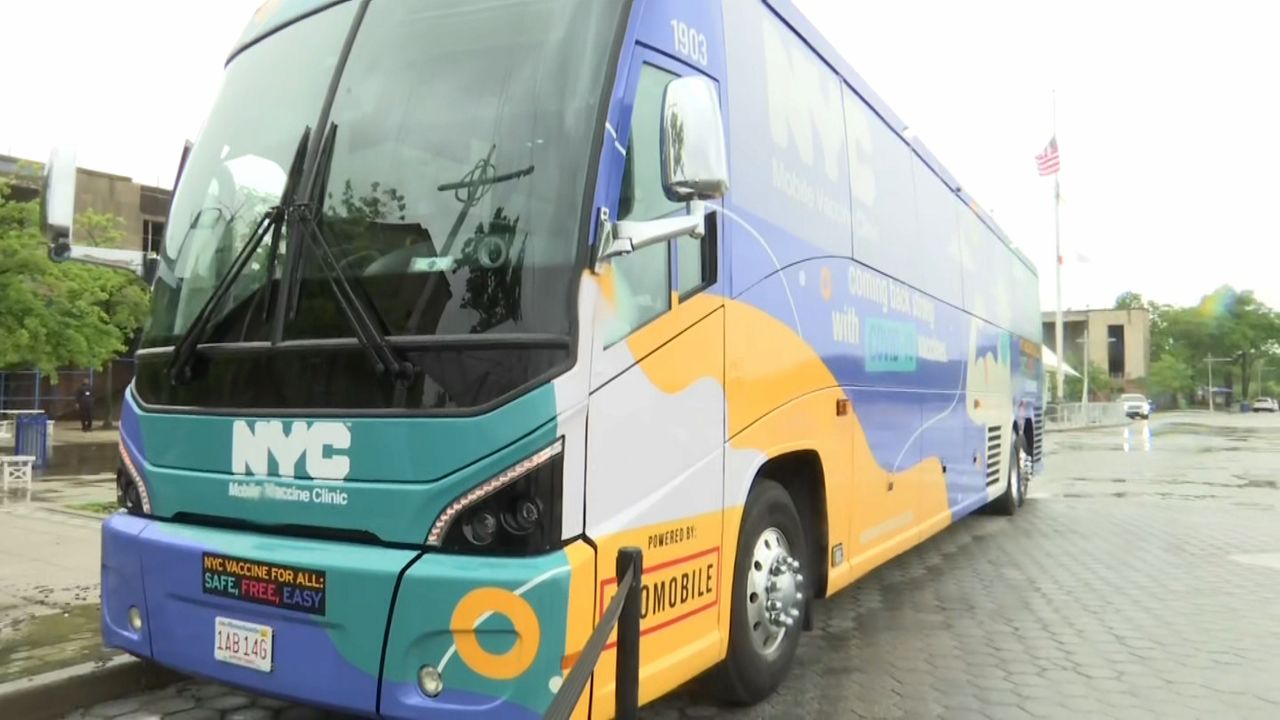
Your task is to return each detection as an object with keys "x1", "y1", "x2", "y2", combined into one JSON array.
[{"x1": 584, "y1": 48, "x2": 727, "y2": 709}]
